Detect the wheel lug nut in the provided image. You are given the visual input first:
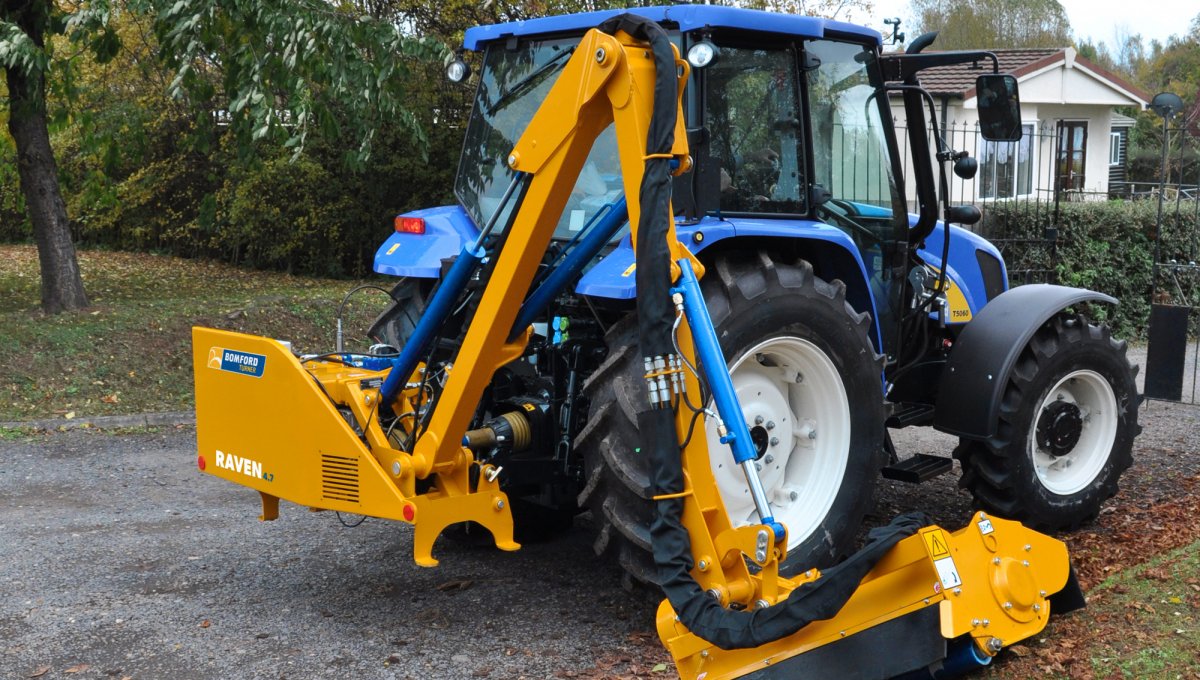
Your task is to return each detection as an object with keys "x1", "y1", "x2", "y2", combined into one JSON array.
[
  {"x1": 766, "y1": 420, "x2": 776, "y2": 430},
  {"x1": 789, "y1": 491, "x2": 799, "y2": 502},
  {"x1": 755, "y1": 415, "x2": 764, "y2": 425},
  {"x1": 770, "y1": 437, "x2": 780, "y2": 447},
  {"x1": 755, "y1": 462, "x2": 762, "y2": 471},
  {"x1": 808, "y1": 430, "x2": 817, "y2": 439},
  {"x1": 764, "y1": 455, "x2": 775, "y2": 464}
]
